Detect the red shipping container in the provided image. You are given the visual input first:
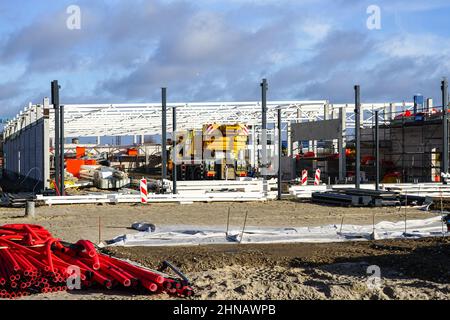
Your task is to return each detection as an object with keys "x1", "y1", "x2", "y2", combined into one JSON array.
[
  {"x1": 127, "y1": 148, "x2": 138, "y2": 156},
  {"x1": 66, "y1": 159, "x2": 97, "y2": 177},
  {"x1": 76, "y1": 146, "x2": 86, "y2": 159}
]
